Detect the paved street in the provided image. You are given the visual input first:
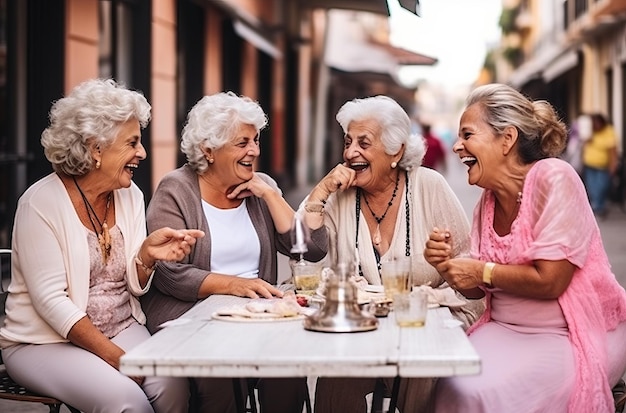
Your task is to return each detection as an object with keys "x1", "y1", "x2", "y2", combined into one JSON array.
[{"x1": 2, "y1": 156, "x2": 626, "y2": 412}]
